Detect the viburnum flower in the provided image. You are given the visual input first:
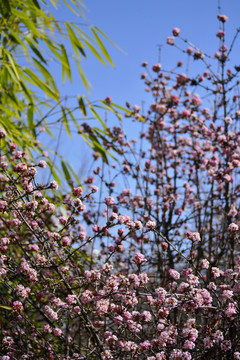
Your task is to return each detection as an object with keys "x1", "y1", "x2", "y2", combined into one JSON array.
[
  {"x1": 216, "y1": 30, "x2": 225, "y2": 38},
  {"x1": 104, "y1": 196, "x2": 114, "y2": 206},
  {"x1": 187, "y1": 47, "x2": 194, "y2": 54},
  {"x1": 53, "y1": 328, "x2": 62, "y2": 337},
  {"x1": 186, "y1": 232, "x2": 201, "y2": 242},
  {"x1": 0, "y1": 128, "x2": 7, "y2": 138},
  {"x1": 145, "y1": 220, "x2": 156, "y2": 230},
  {"x1": 169, "y1": 268, "x2": 180, "y2": 280},
  {"x1": 217, "y1": 14, "x2": 229, "y2": 22},
  {"x1": 90, "y1": 185, "x2": 98, "y2": 193},
  {"x1": 66, "y1": 294, "x2": 77, "y2": 305},
  {"x1": 228, "y1": 223, "x2": 239, "y2": 231},
  {"x1": 72, "y1": 187, "x2": 83, "y2": 197},
  {"x1": 172, "y1": 27, "x2": 180, "y2": 36},
  {"x1": 152, "y1": 63, "x2": 161, "y2": 72},
  {"x1": 201, "y1": 259, "x2": 210, "y2": 269},
  {"x1": 12, "y1": 301, "x2": 23, "y2": 313},
  {"x1": 49, "y1": 180, "x2": 58, "y2": 190},
  {"x1": 38, "y1": 160, "x2": 47, "y2": 168},
  {"x1": 133, "y1": 253, "x2": 147, "y2": 265},
  {"x1": 167, "y1": 36, "x2": 175, "y2": 45}
]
